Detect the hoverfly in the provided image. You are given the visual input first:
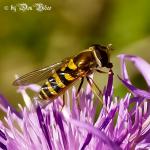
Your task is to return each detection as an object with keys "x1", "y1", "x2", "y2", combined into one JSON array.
[{"x1": 13, "y1": 44, "x2": 113, "y2": 105}]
